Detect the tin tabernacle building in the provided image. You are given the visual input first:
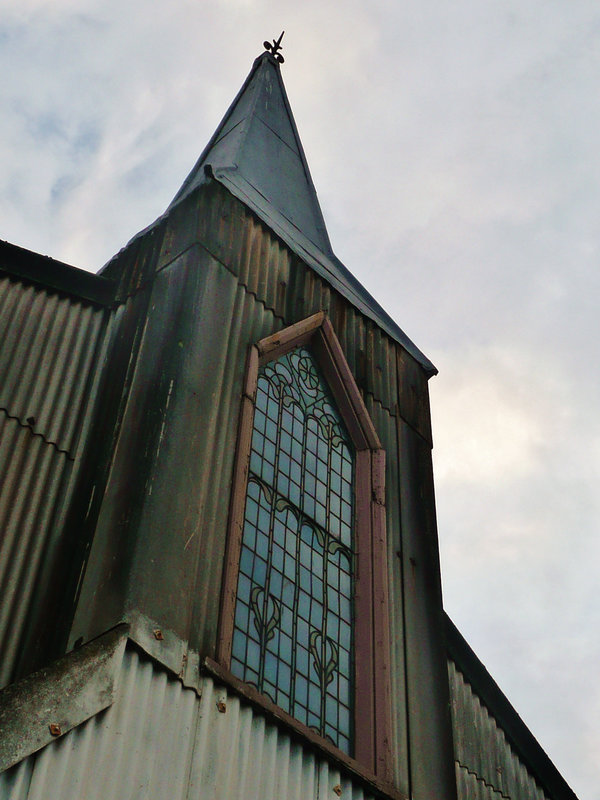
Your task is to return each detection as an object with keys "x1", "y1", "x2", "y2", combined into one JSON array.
[{"x1": 0, "y1": 42, "x2": 577, "y2": 800}]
